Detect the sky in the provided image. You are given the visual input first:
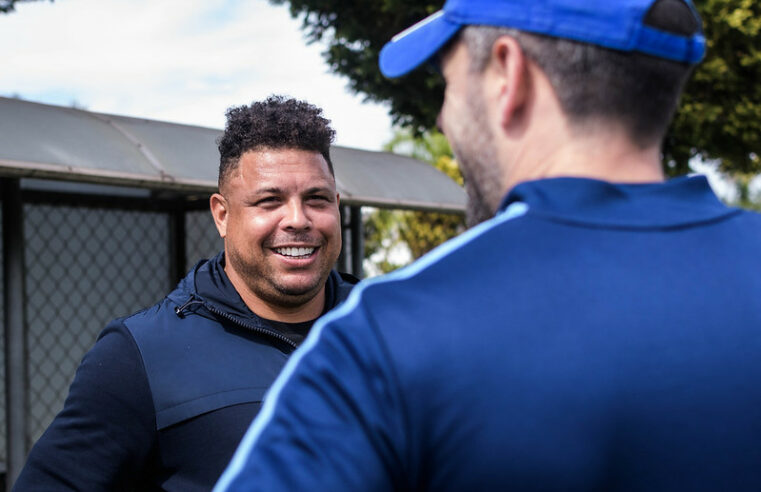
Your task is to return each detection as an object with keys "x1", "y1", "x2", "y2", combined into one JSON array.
[{"x1": 0, "y1": 0, "x2": 394, "y2": 151}]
